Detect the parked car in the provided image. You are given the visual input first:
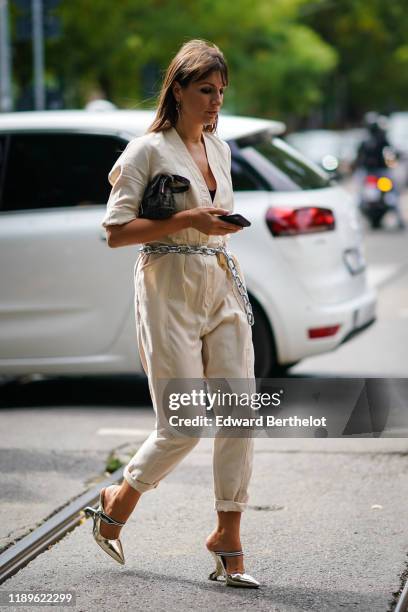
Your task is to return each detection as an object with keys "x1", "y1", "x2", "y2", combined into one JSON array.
[
  {"x1": 286, "y1": 128, "x2": 367, "y2": 177},
  {"x1": 387, "y1": 112, "x2": 408, "y2": 156},
  {"x1": 387, "y1": 112, "x2": 408, "y2": 186},
  {"x1": 0, "y1": 110, "x2": 376, "y2": 378}
]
